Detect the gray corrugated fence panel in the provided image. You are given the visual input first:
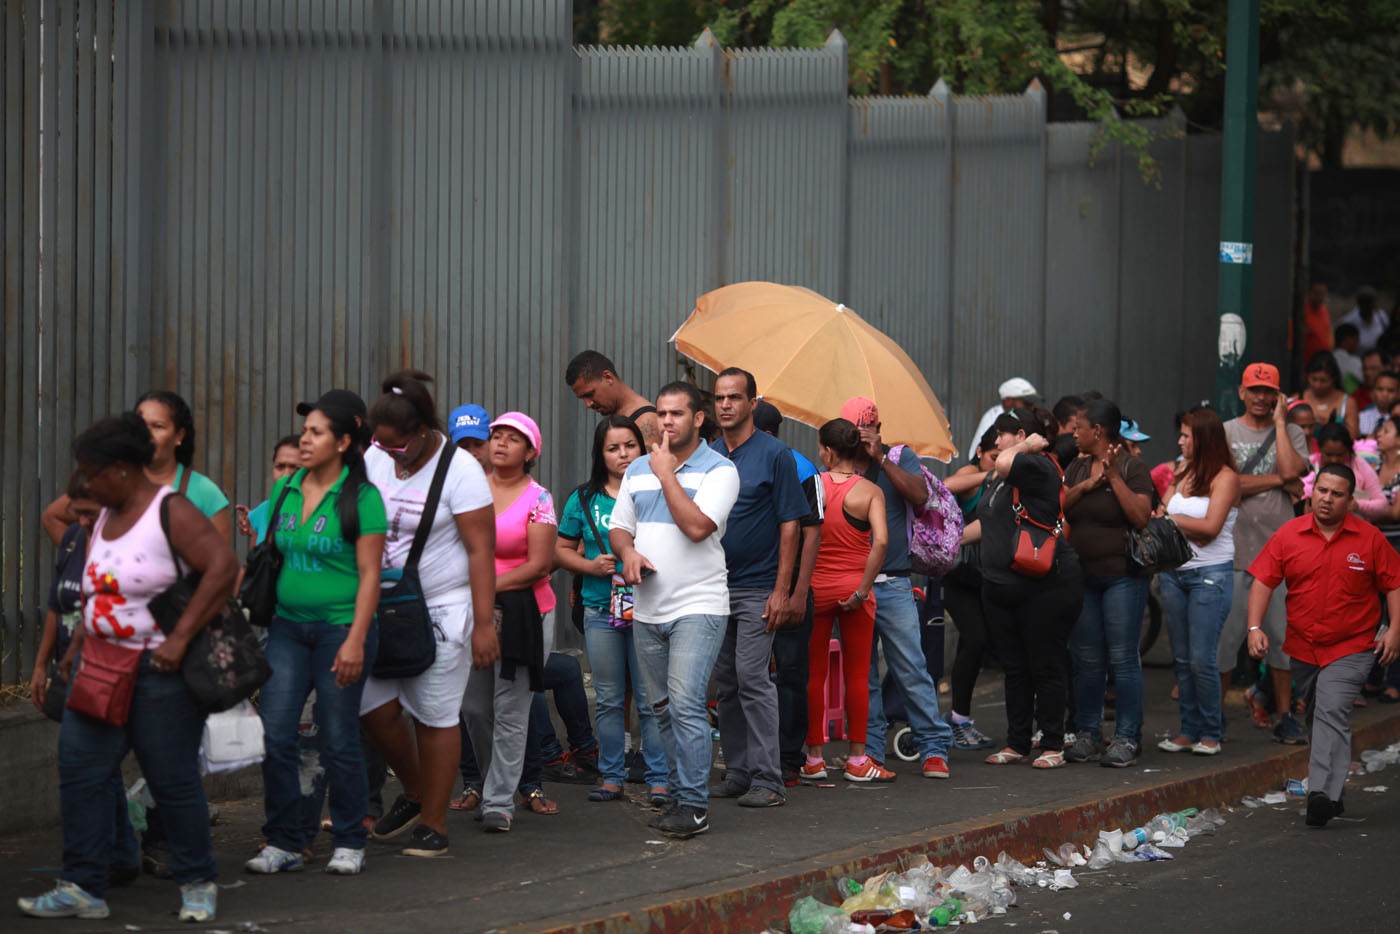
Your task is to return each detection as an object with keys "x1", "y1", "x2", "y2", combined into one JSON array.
[
  {"x1": 846, "y1": 89, "x2": 952, "y2": 432},
  {"x1": 723, "y1": 35, "x2": 847, "y2": 302},
  {"x1": 948, "y1": 87, "x2": 1046, "y2": 456},
  {"x1": 1, "y1": 0, "x2": 25, "y2": 682},
  {"x1": 1116, "y1": 120, "x2": 1186, "y2": 466},
  {"x1": 1252, "y1": 127, "x2": 1296, "y2": 378},
  {"x1": 1043, "y1": 122, "x2": 1121, "y2": 412},
  {"x1": 571, "y1": 39, "x2": 725, "y2": 483},
  {"x1": 1182, "y1": 133, "x2": 1223, "y2": 410}
]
